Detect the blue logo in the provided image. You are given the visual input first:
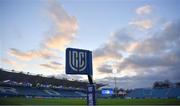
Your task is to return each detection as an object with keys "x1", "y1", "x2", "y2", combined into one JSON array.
[{"x1": 66, "y1": 48, "x2": 92, "y2": 75}]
